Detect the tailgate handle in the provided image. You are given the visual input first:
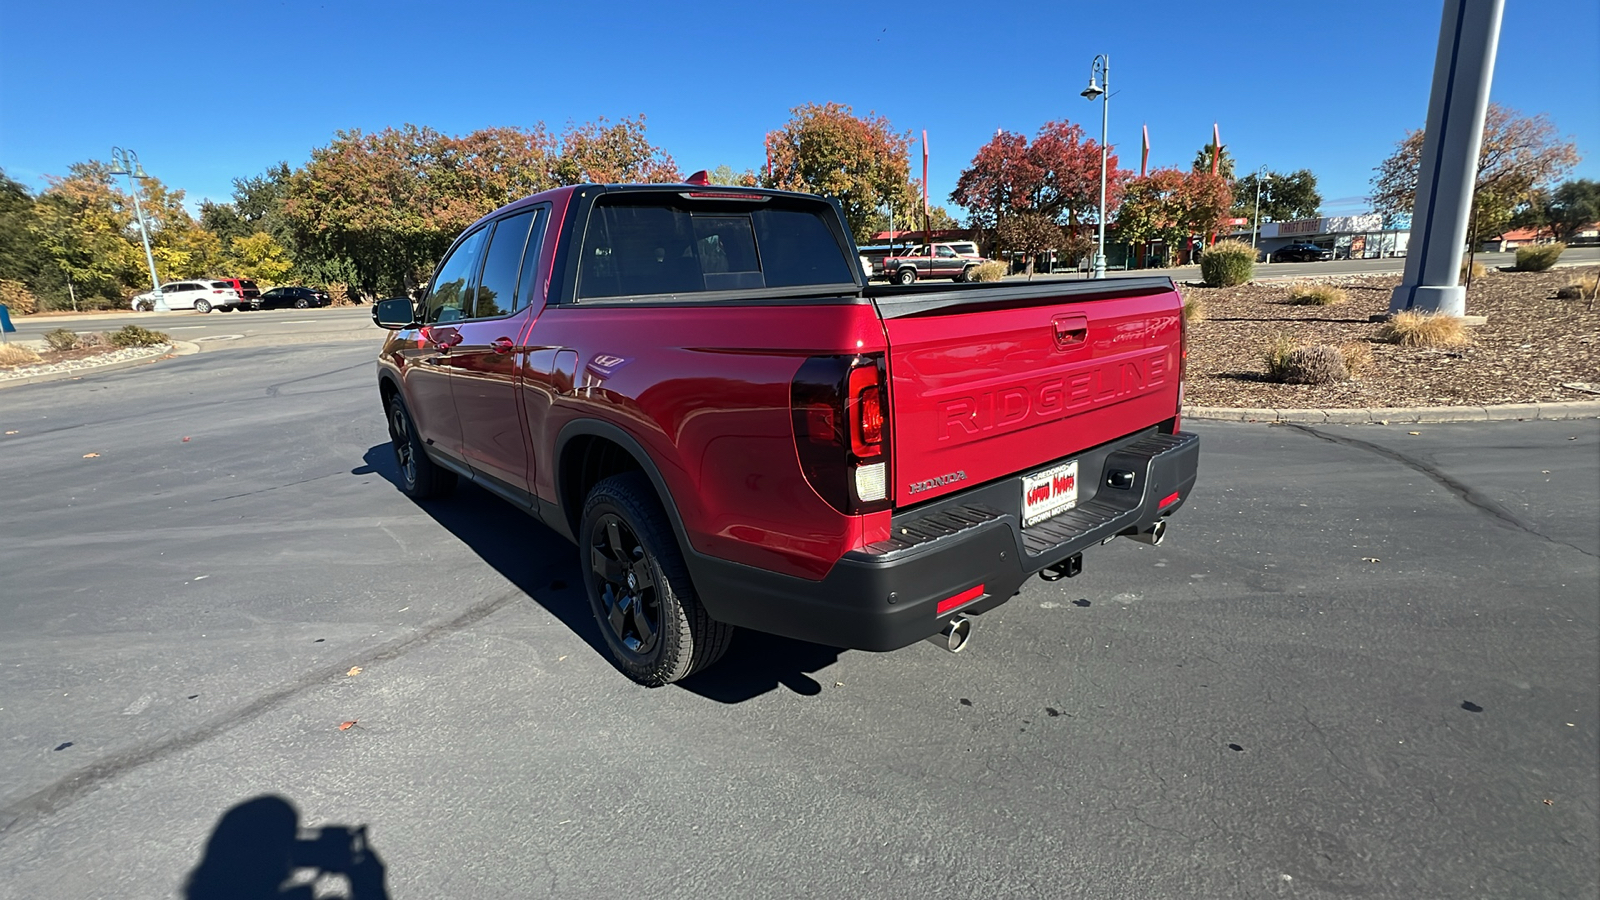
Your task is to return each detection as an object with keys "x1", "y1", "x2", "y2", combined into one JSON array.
[{"x1": 1053, "y1": 314, "x2": 1088, "y2": 348}]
